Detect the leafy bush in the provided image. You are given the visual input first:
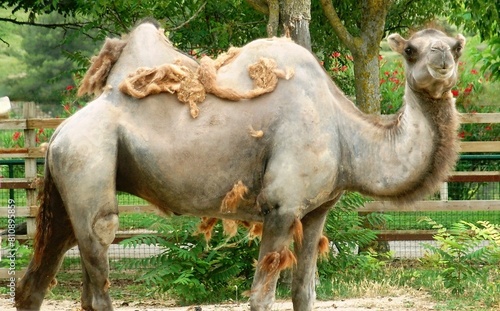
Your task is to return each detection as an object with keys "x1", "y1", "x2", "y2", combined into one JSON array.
[
  {"x1": 318, "y1": 192, "x2": 391, "y2": 282},
  {"x1": 119, "y1": 216, "x2": 259, "y2": 304},
  {"x1": 421, "y1": 218, "x2": 500, "y2": 294}
]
